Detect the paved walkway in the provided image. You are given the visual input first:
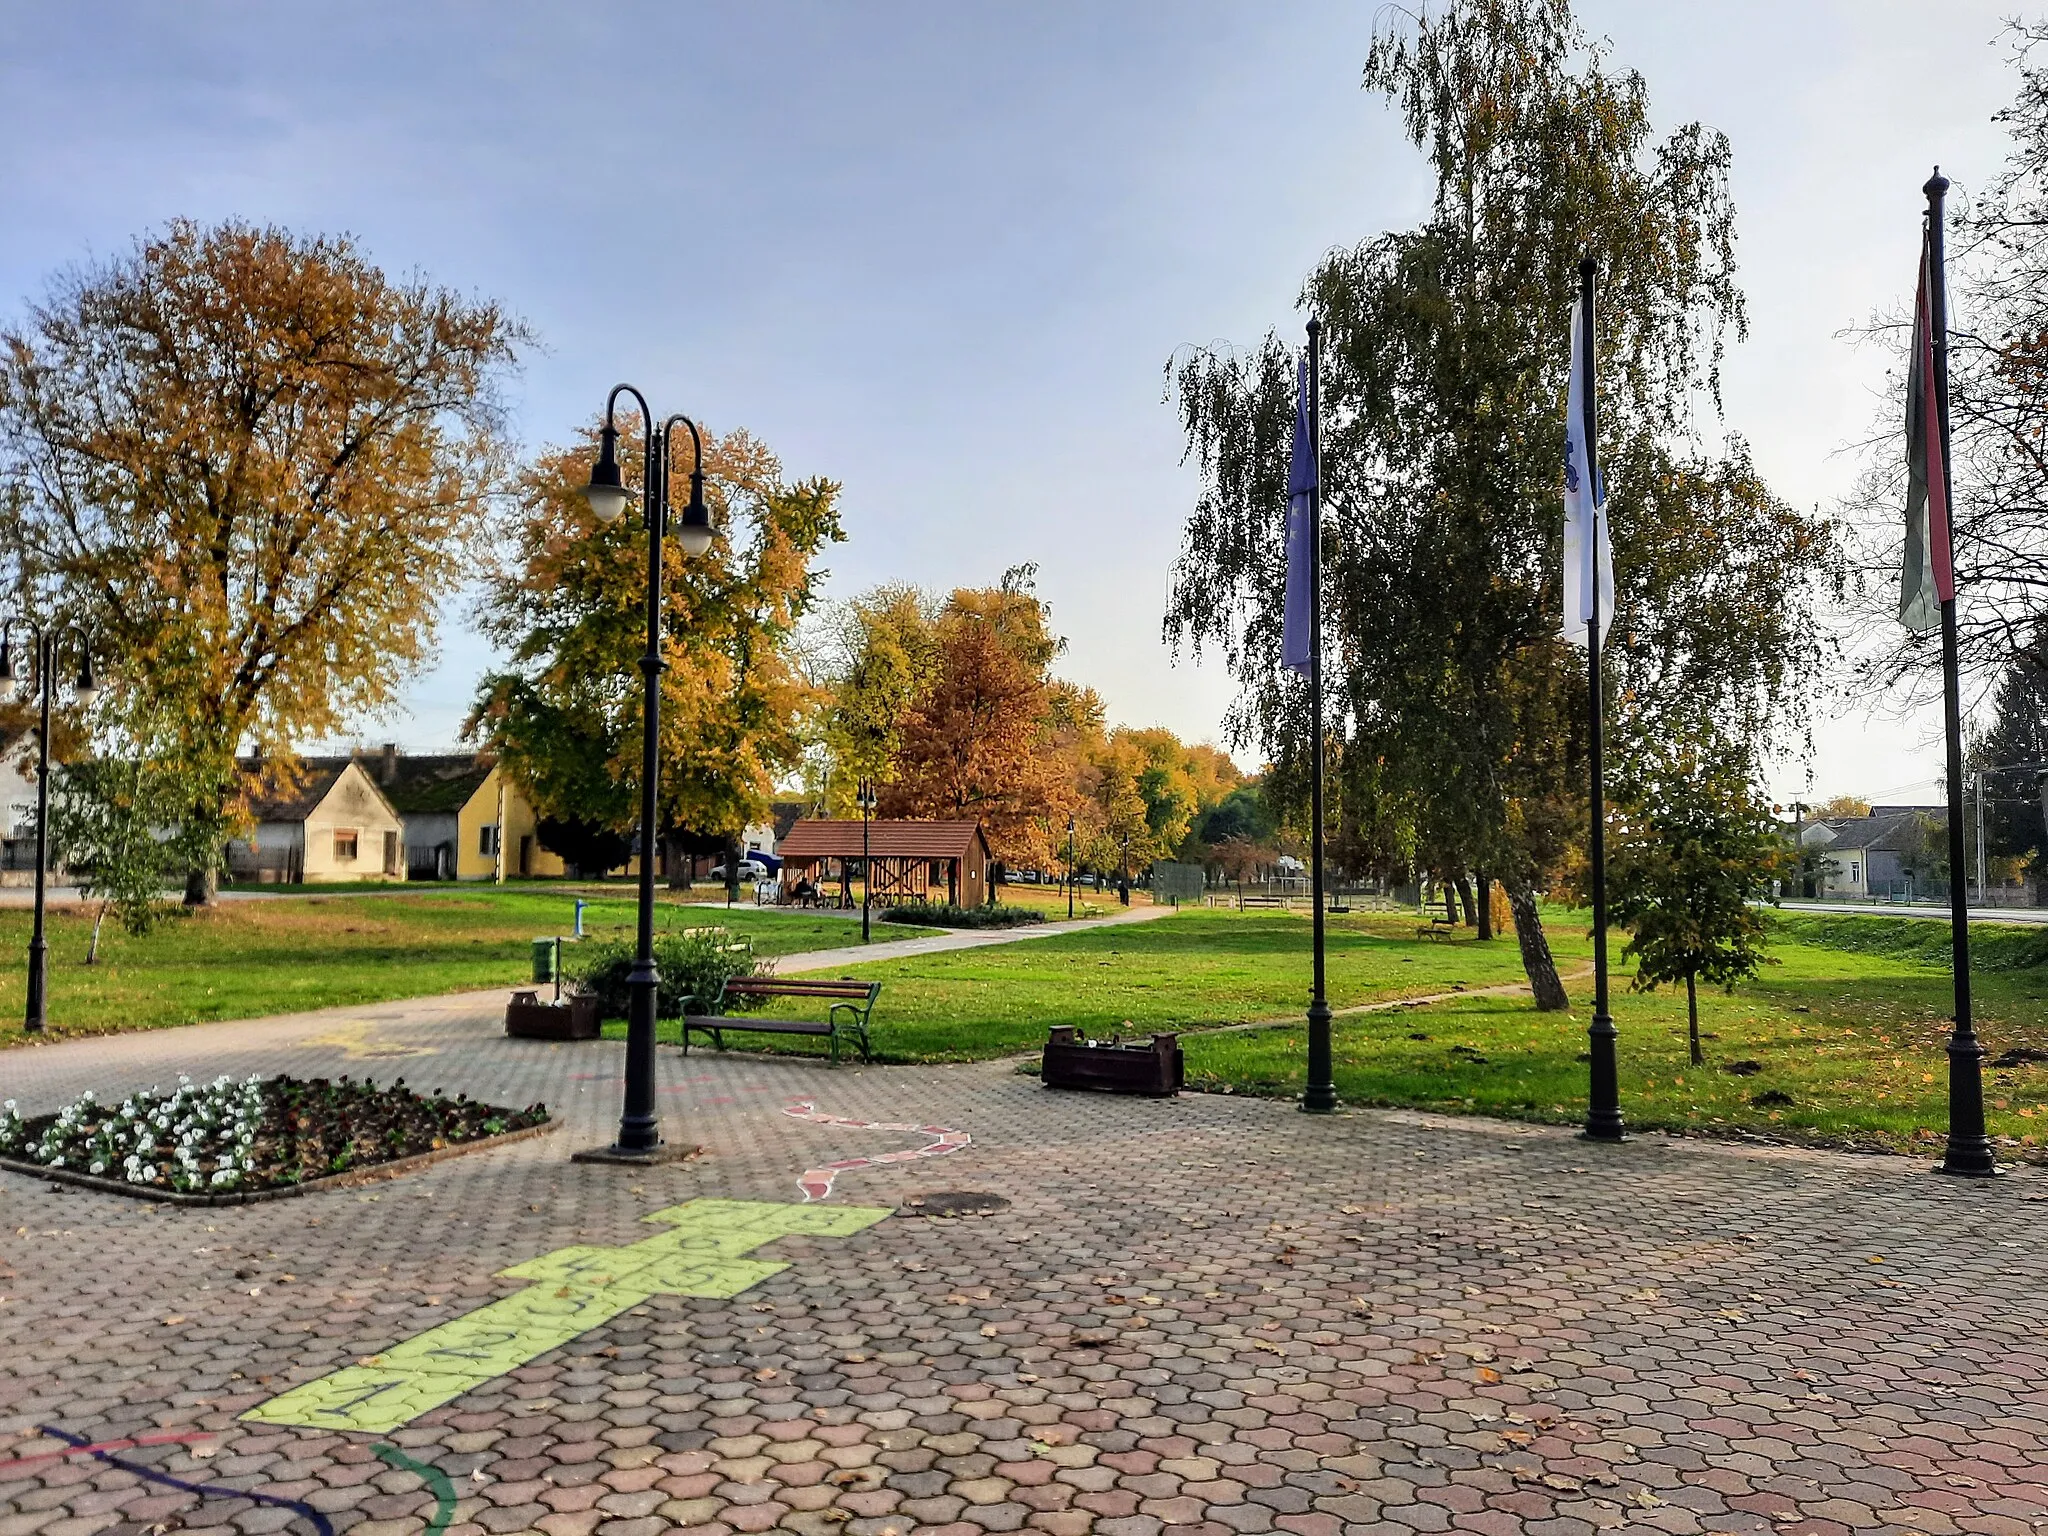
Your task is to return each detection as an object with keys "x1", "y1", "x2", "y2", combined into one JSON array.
[
  {"x1": 780, "y1": 907, "x2": 1173, "y2": 976},
  {"x1": 1776, "y1": 899, "x2": 2048, "y2": 927},
  {"x1": 2, "y1": 990, "x2": 2046, "y2": 1536}
]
